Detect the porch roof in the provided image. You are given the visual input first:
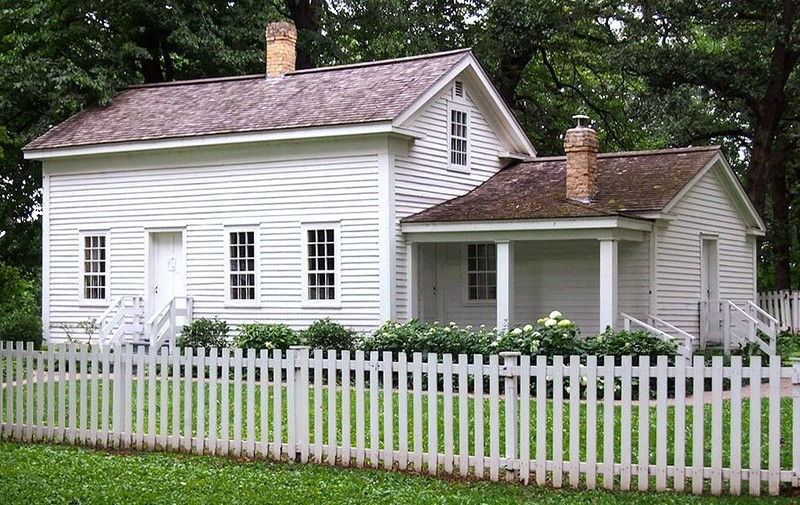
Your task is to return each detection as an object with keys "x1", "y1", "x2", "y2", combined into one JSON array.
[{"x1": 403, "y1": 145, "x2": 719, "y2": 223}]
